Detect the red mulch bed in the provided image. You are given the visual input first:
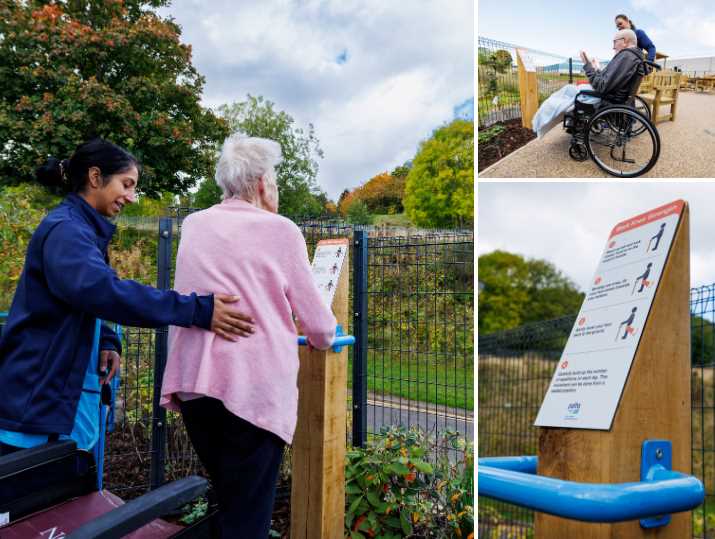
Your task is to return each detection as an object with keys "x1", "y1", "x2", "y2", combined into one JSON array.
[{"x1": 478, "y1": 119, "x2": 536, "y2": 172}]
